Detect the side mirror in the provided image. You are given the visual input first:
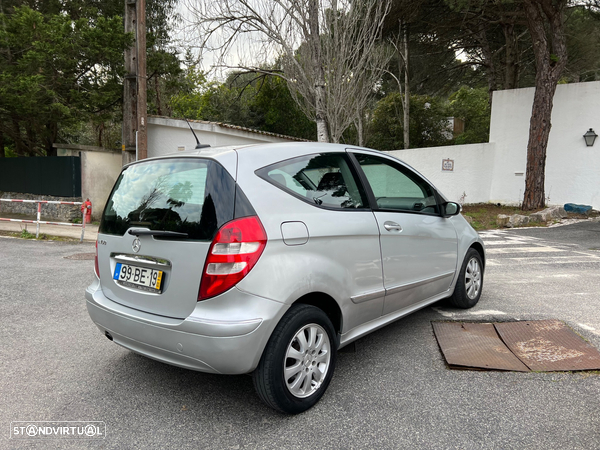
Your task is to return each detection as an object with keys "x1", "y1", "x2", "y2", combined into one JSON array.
[{"x1": 443, "y1": 202, "x2": 461, "y2": 217}]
